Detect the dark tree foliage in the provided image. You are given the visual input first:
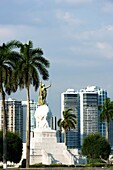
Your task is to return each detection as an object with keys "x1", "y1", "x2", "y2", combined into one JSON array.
[
  {"x1": 99, "y1": 98, "x2": 113, "y2": 140},
  {"x1": 57, "y1": 108, "x2": 77, "y2": 144},
  {"x1": 0, "y1": 131, "x2": 22, "y2": 163},
  {"x1": 0, "y1": 40, "x2": 21, "y2": 167},
  {"x1": 16, "y1": 40, "x2": 50, "y2": 168},
  {"x1": 82, "y1": 133, "x2": 111, "y2": 160}
]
